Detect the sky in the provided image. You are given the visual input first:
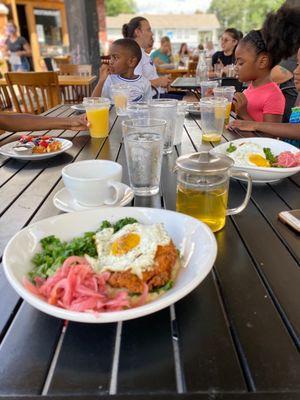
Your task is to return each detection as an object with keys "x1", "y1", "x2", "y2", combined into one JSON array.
[{"x1": 135, "y1": 0, "x2": 213, "y2": 14}]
